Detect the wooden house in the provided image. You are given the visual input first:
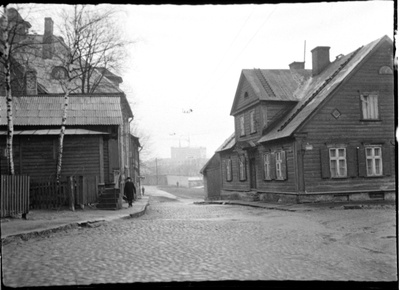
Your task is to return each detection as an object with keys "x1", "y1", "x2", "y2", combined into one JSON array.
[
  {"x1": 212, "y1": 35, "x2": 395, "y2": 203},
  {"x1": 0, "y1": 94, "x2": 133, "y2": 184},
  {"x1": 0, "y1": 11, "x2": 140, "y2": 208}
]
